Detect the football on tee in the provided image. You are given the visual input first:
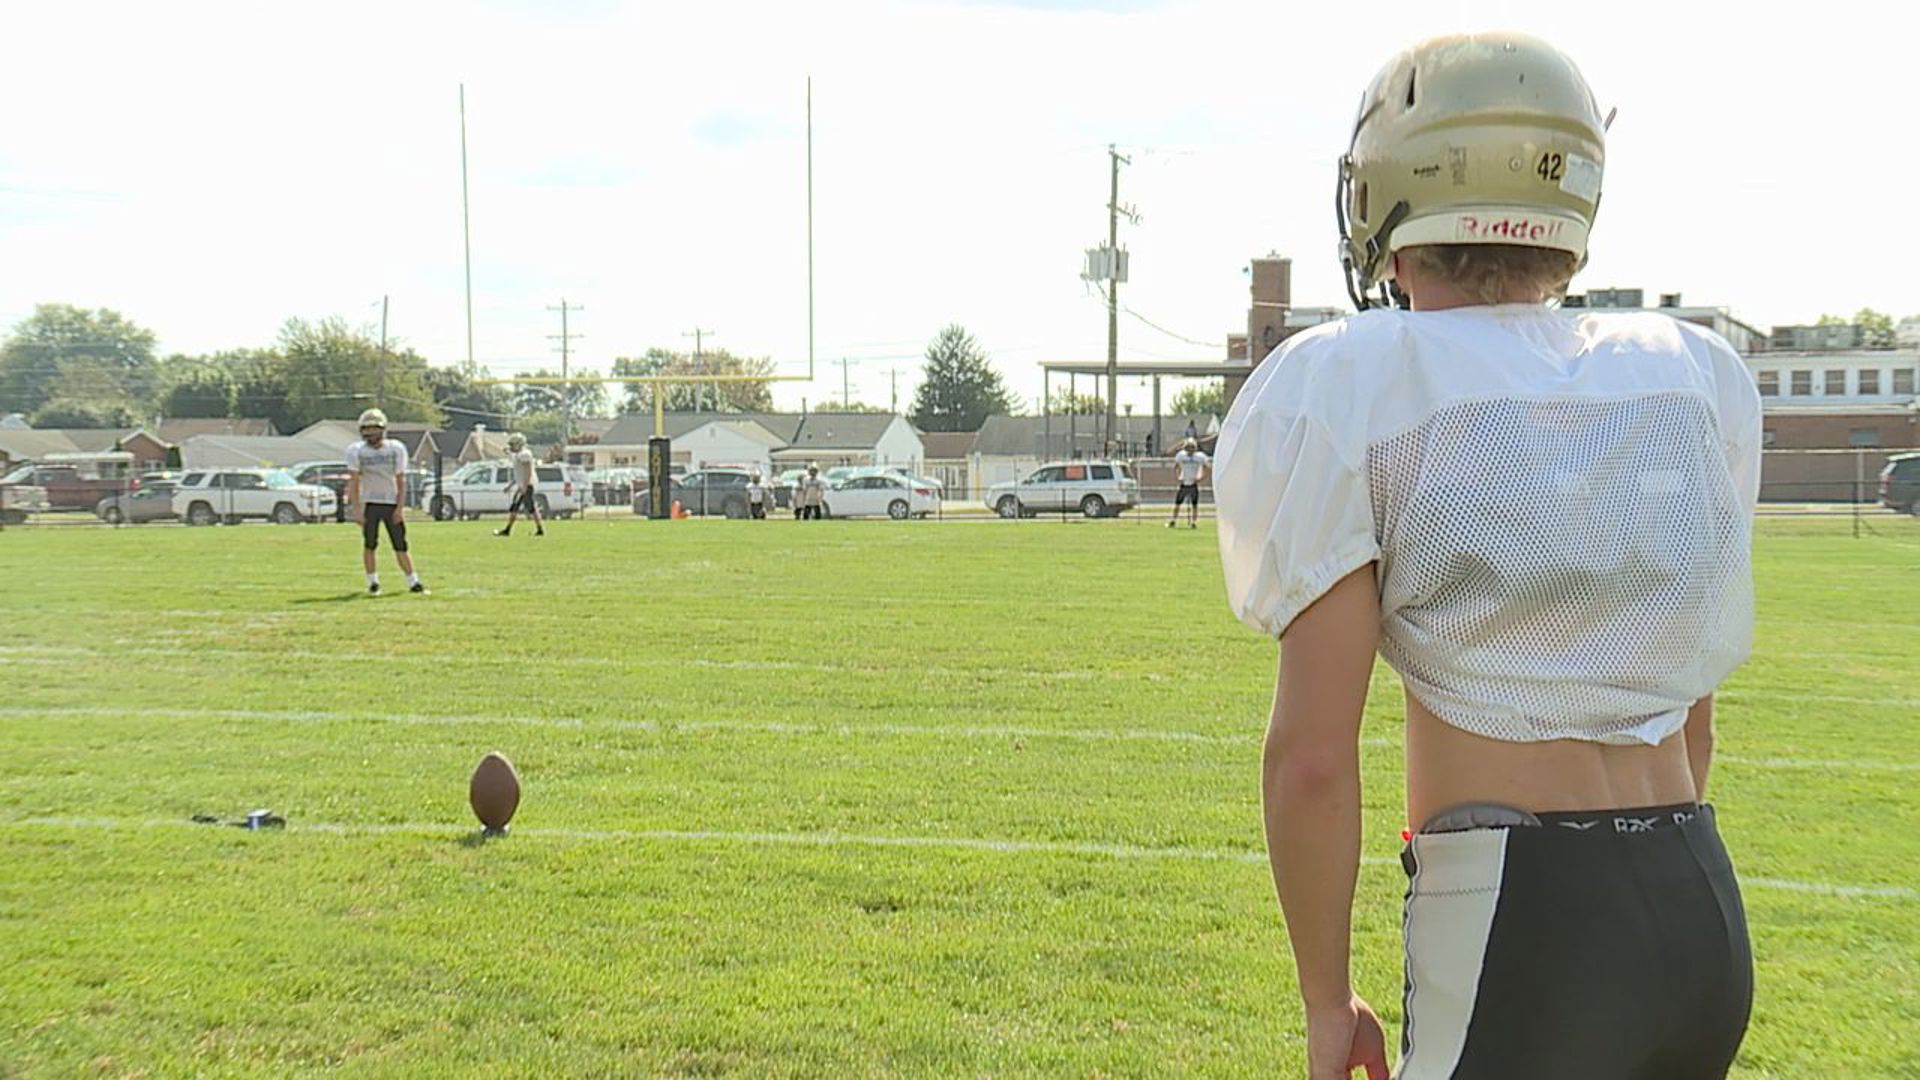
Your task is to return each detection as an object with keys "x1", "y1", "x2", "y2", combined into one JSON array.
[{"x1": 468, "y1": 752, "x2": 521, "y2": 833}]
